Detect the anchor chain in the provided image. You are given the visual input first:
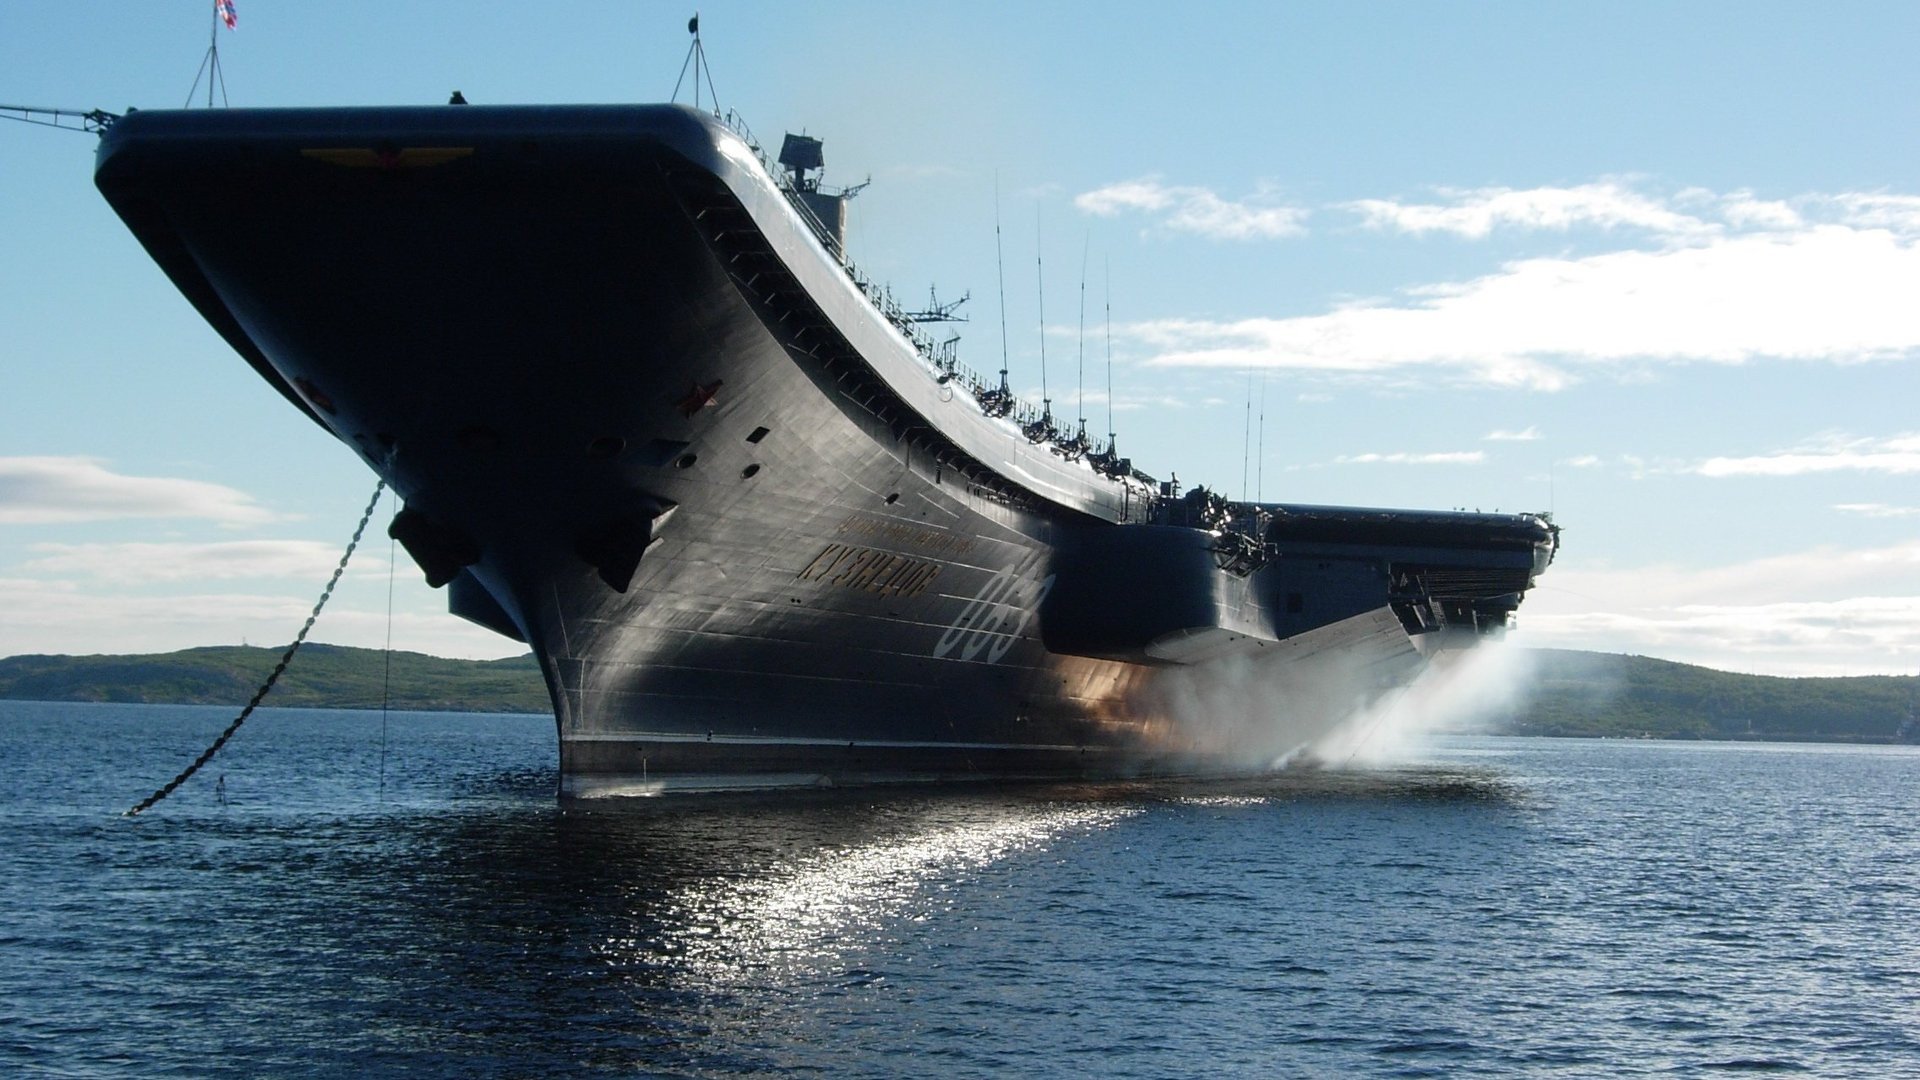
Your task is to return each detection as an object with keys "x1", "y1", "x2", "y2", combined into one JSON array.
[{"x1": 124, "y1": 477, "x2": 388, "y2": 817}]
